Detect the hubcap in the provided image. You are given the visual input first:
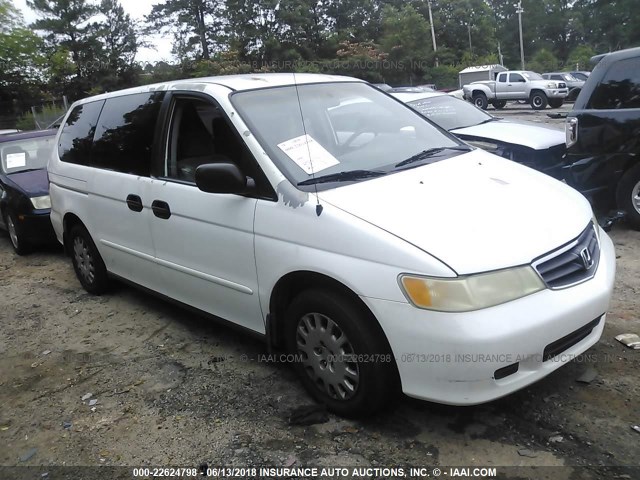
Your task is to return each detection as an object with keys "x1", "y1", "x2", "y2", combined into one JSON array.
[
  {"x1": 296, "y1": 312, "x2": 359, "y2": 400},
  {"x1": 475, "y1": 98, "x2": 483, "y2": 107},
  {"x1": 533, "y1": 96, "x2": 542, "y2": 107},
  {"x1": 632, "y1": 180, "x2": 640, "y2": 215},
  {"x1": 73, "y1": 236, "x2": 95, "y2": 284},
  {"x1": 7, "y1": 216, "x2": 19, "y2": 249}
]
